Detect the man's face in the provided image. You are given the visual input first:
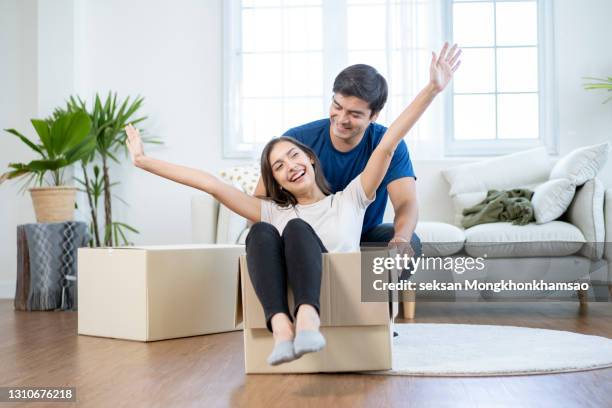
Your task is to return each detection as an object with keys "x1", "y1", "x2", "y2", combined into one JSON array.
[{"x1": 329, "y1": 93, "x2": 378, "y2": 142}]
